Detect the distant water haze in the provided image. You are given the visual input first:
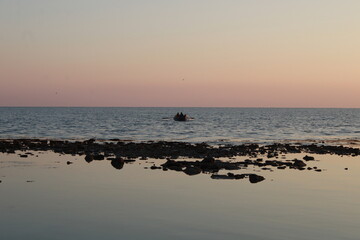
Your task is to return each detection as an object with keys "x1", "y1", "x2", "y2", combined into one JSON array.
[{"x1": 1, "y1": 1, "x2": 360, "y2": 107}]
